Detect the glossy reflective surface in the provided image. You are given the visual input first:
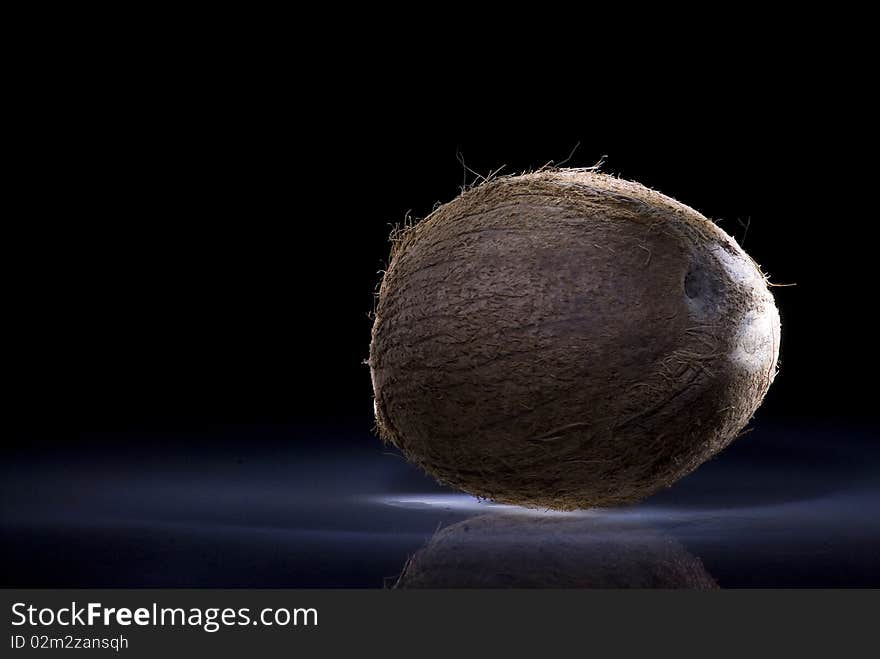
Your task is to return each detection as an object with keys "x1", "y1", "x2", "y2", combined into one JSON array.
[{"x1": 2, "y1": 422, "x2": 878, "y2": 587}]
